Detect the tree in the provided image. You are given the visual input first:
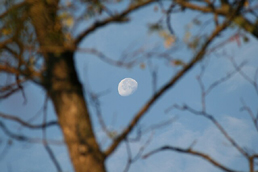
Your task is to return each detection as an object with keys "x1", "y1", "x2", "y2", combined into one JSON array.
[{"x1": 0, "y1": 0, "x2": 257, "y2": 172}]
